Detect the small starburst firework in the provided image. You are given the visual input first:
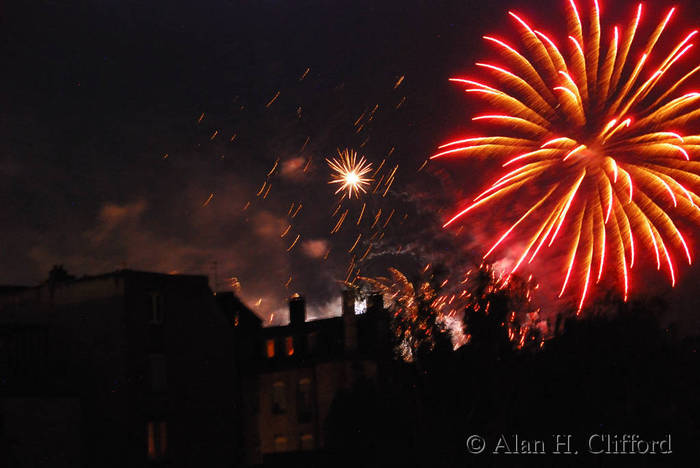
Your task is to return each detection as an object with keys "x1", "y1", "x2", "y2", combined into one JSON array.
[{"x1": 327, "y1": 148, "x2": 373, "y2": 199}]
